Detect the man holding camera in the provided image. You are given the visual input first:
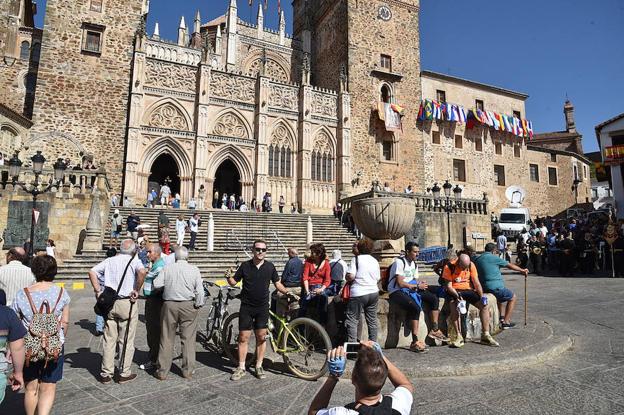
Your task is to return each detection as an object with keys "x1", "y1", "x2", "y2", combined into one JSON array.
[
  {"x1": 442, "y1": 253, "x2": 499, "y2": 348},
  {"x1": 227, "y1": 239, "x2": 290, "y2": 381},
  {"x1": 307, "y1": 341, "x2": 414, "y2": 415}
]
